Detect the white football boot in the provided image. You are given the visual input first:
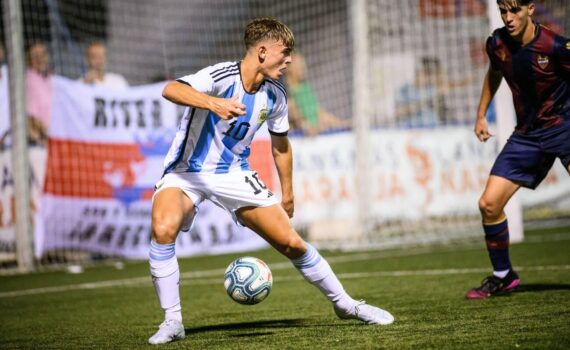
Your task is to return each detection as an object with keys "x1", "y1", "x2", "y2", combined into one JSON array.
[
  {"x1": 148, "y1": 319, "x2": 185, "y2": 345},
  {"x1": 334, "y1": 300, "x2": 395, "y2": 325}
]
